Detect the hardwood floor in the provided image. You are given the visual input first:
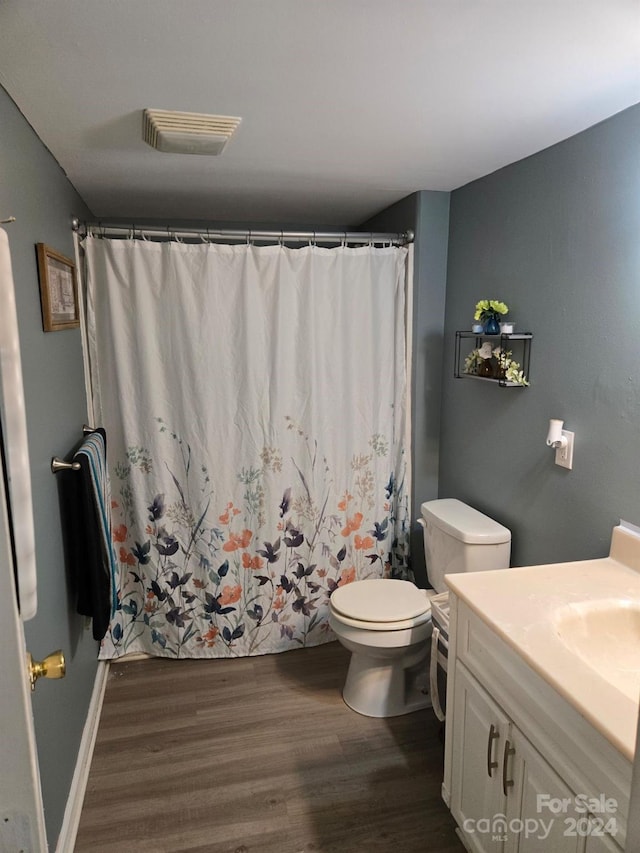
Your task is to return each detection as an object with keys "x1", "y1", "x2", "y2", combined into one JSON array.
[{"x1": 74, "y1": 642, "x2": 464, "y2": 852}]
